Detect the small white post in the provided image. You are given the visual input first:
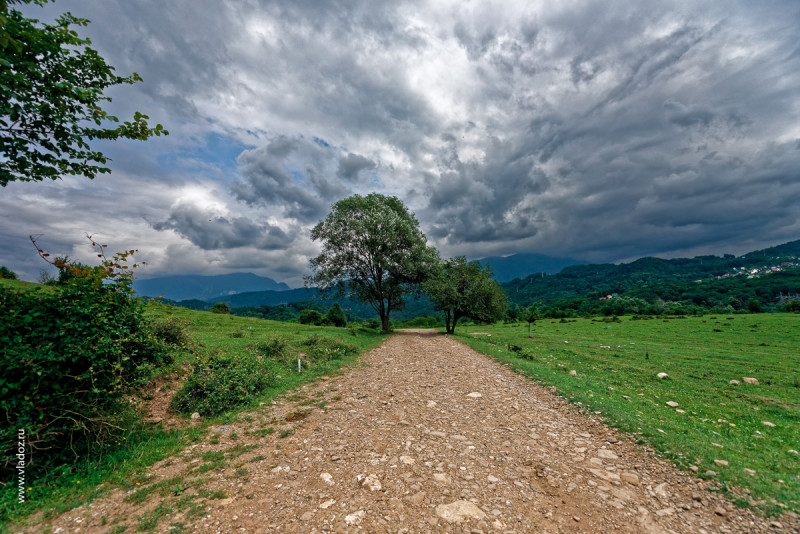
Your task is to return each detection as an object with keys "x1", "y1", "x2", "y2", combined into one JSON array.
[{"x1": 298, "y1": 358, "x2": 302, "y2": 373}]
